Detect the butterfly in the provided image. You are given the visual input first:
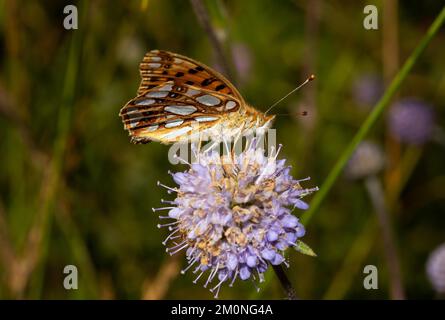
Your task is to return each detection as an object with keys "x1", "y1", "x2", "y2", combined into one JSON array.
[{"x1": 119, "y1": 50, "x2": 275, "y2": 144}]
